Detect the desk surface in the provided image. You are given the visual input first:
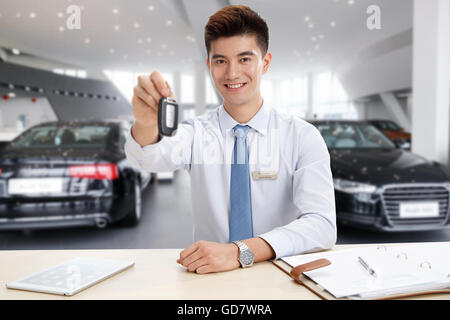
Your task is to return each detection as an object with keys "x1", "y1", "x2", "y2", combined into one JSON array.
[{"x1": 1, "y1": 243, "x2": 449, "y2": 300}]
